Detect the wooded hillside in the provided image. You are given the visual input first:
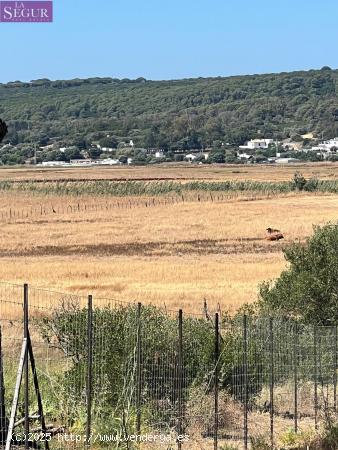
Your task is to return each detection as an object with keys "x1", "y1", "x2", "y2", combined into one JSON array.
[{"x1": 1, "y1": 67, "x2": 338, "y2": 150}]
